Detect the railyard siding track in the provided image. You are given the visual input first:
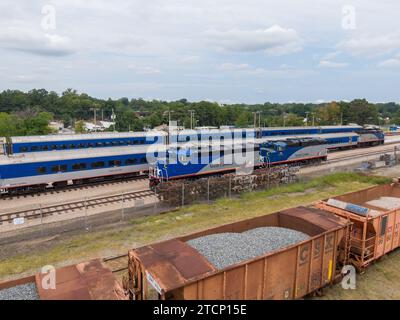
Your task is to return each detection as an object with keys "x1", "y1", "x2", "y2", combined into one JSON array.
[
  {"x1": 0, "y1": 175, "x2": 148, "y2": 199},
  {"x1": 327, "y1": 146, "x2": 399, "y2": 163},
  {"x1": 0, "y1": 189, "x2": 155, "y2": 225}
]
